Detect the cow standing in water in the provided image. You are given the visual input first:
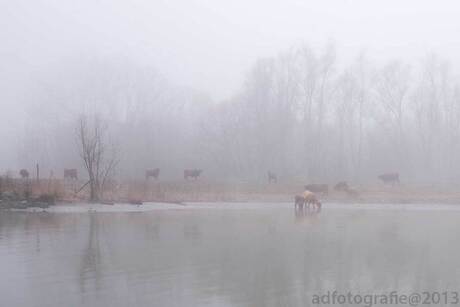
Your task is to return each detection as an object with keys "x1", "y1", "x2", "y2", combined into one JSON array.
[
  {"x1": 294, "y1": 195, "x2": 305, "y2": 210},
  {"x1": 302, "y1": 190, "x2": 322, "y2": 210},
  {"x1": 267, "y1": 171, "x2": 277, "y2": 183},
  {"x1": 294, "y1": 190, "x2": 322, "y2": 212},
  {"x1": 145, "y1": 168, "x2": 160, "y2": 180},
  {"x1": 64, "y1": 169, "x2": 78, "y2": 180},
  {"x1": 184, "y1": 169, "x2": 202, "y2": 180},
  {"x1": 378, "y1": 172, "x2": 400, "y2": 185}
]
